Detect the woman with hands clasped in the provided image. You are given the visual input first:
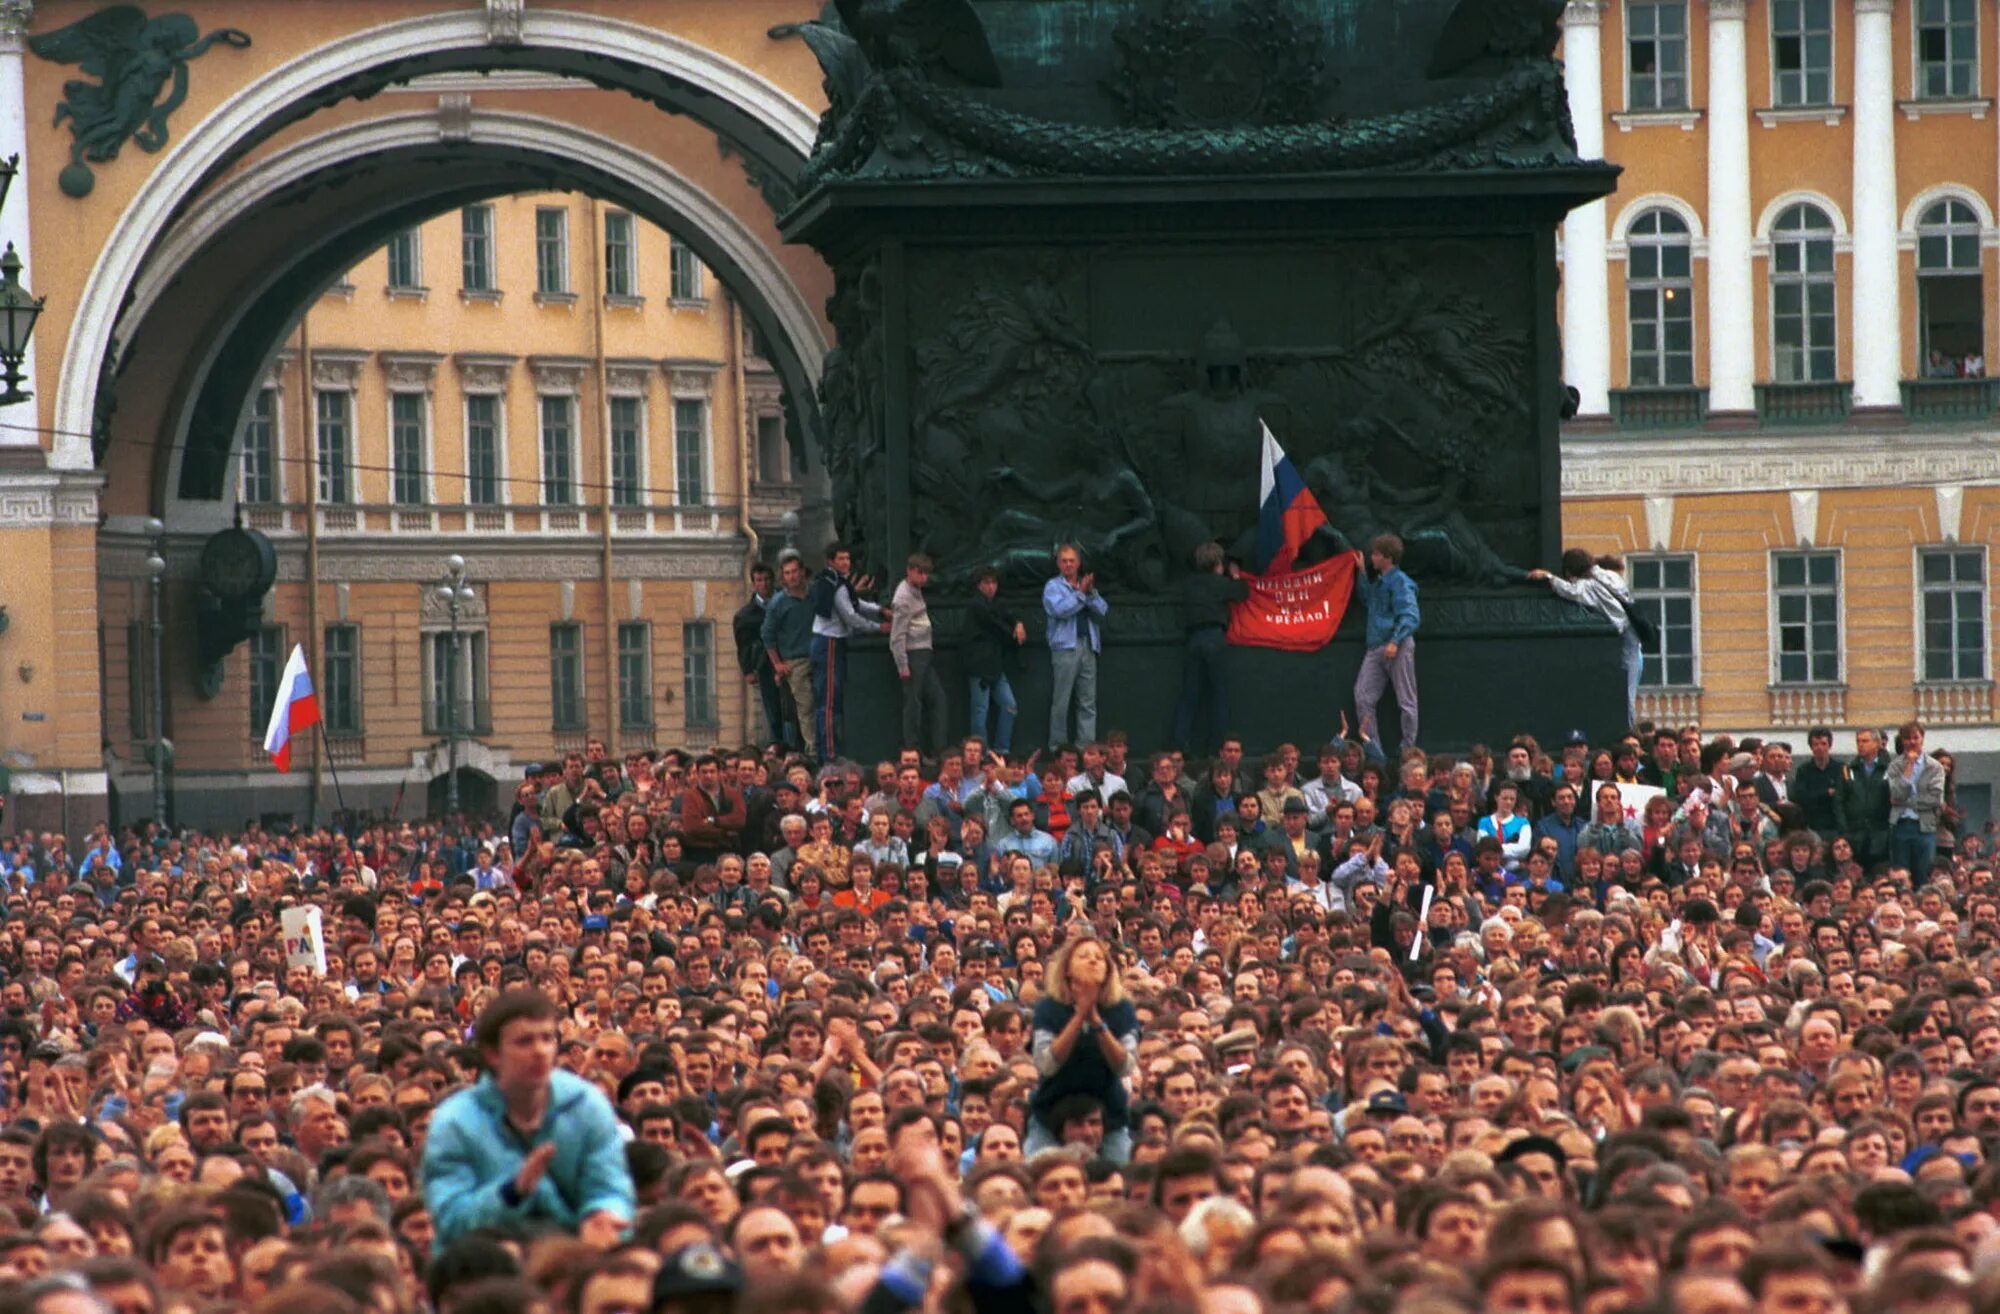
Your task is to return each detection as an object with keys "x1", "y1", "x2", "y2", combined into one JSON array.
[{"x1": 1025, "y1": 935, "x2": 1139, "y2": 1164}]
